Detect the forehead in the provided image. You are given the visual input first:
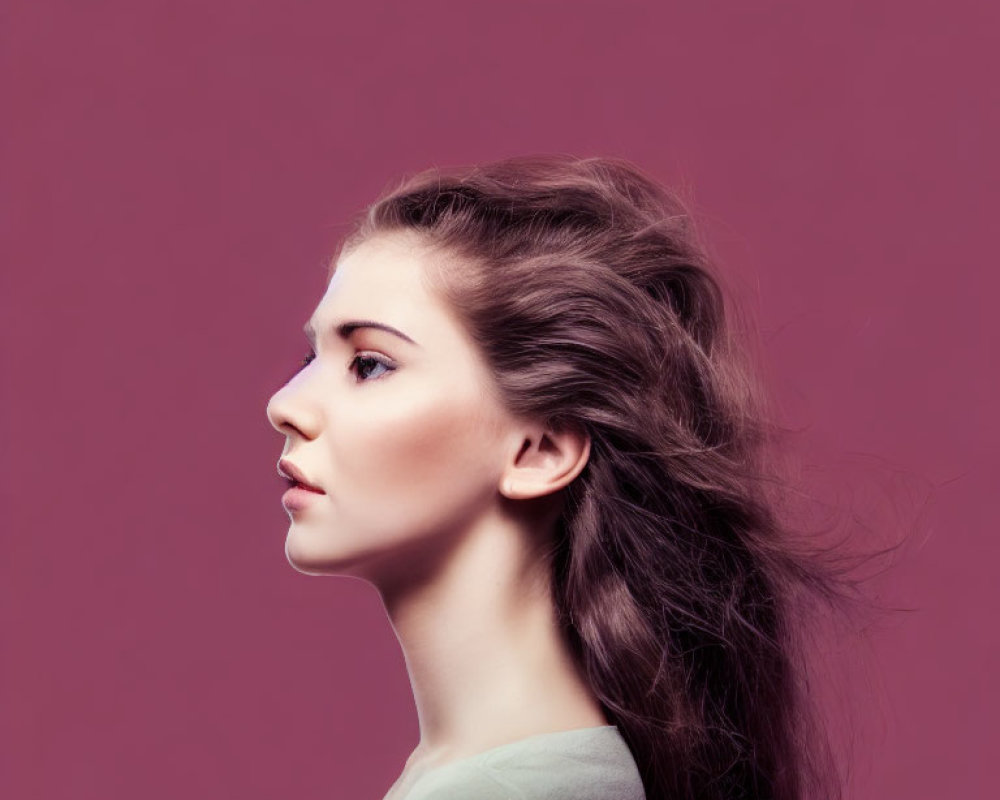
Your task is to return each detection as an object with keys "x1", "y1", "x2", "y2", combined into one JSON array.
[
  {"x1": 315, "y1": 233, "x2": 421, "y2": 304},
  {"x1": 331, "y1": 231, "x2": 429, "y2": 290},
  {"x1": 309, "y1": 232, "x2": 459, "y2": 342}
]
